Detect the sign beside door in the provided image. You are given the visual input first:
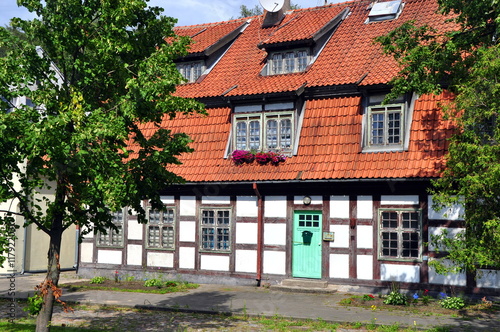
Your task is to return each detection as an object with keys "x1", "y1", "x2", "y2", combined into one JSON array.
[{"x1": 292, "y1": 211, "x2": 322, "y2": 278}]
